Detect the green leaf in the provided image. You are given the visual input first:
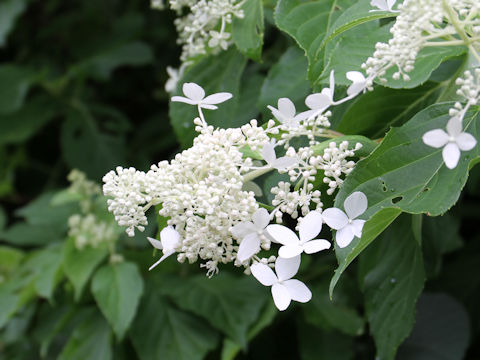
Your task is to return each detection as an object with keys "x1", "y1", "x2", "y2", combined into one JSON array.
[
  {"x1": 422, "y1": 214, "x2": 463, "y2": 278},
  {"x1": 0, "y1": 291, "x2": 20, "y2": 329},
  {"x1": 304, "y1": 280, "x2": 364, "y2": 336},
  {"x1": 337, "y1": 82, "x2": 443, "y2": 138},
  {"x1": 0, "y1": 65, "x2": 38, "y2": 114},
  {"x1": 161, "y1": 273, "x2": 268, "y2": 347},
  {"x1": 91, "y1": 261, "x2": 144, "y2": 340},
  {"x1": 0, "y1": 0, "x2": 27, "y2": 47},
  {"x1": 0, "y1": 223, "x2": 64, "y2": 247},
  {"x1": 397, "y1": 293, "x2": 470, "y2": 360},
  {"x1": 63, "y1": 237, "x2": 108, "y2": 301},
  {"x1": 330, "y1": 103, "x2": 480, "y2": 295},
  {"x1": 61, "y1": 105, "x2": 127, "y2": 180},
  {"x1": 0, "y1": 96, "x2": 58, "y2": 145},
  {"x1": 362, "y1": 215, "x2": 426, "y2": 360},
  {"x1": 169, "y1": 48, "x2": 247, "y2": 148},
  {"x1": 58, "y1": 308, "x2": 113, "y2": 360},
  {"x1": 71, "y1": 41, "x2": 154, "y2": 80},
  {"x1": 274, "y1": 0, "x2": 355, "y2": 86},
  {"x1": 15, "y1": 191, "x2": 78, "y2": 229},
  {"x1": 0, "y1": 246, "x2": 24, "y2": 278},
  {"x1": 232, "y1": 0, "x2": 264, "y2": 61},
  {"x1": 321, "y1": 0, "x2": 397, "y2": 48},
  {"x1": 131, "y1": 283, "x2": 219, "y2": 360},
  {"x1": 257, "y1": 46, "x2": 310, "y2": 118}
]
